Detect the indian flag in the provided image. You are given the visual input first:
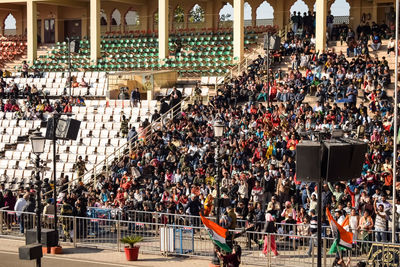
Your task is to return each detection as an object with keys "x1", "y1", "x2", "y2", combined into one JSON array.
[
  {"x1": 326, "y1": 208, "x2": 353, "y2": 254},
  {"x1": 200, "y1": 213, "x2": 232, "y2": 252}
]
